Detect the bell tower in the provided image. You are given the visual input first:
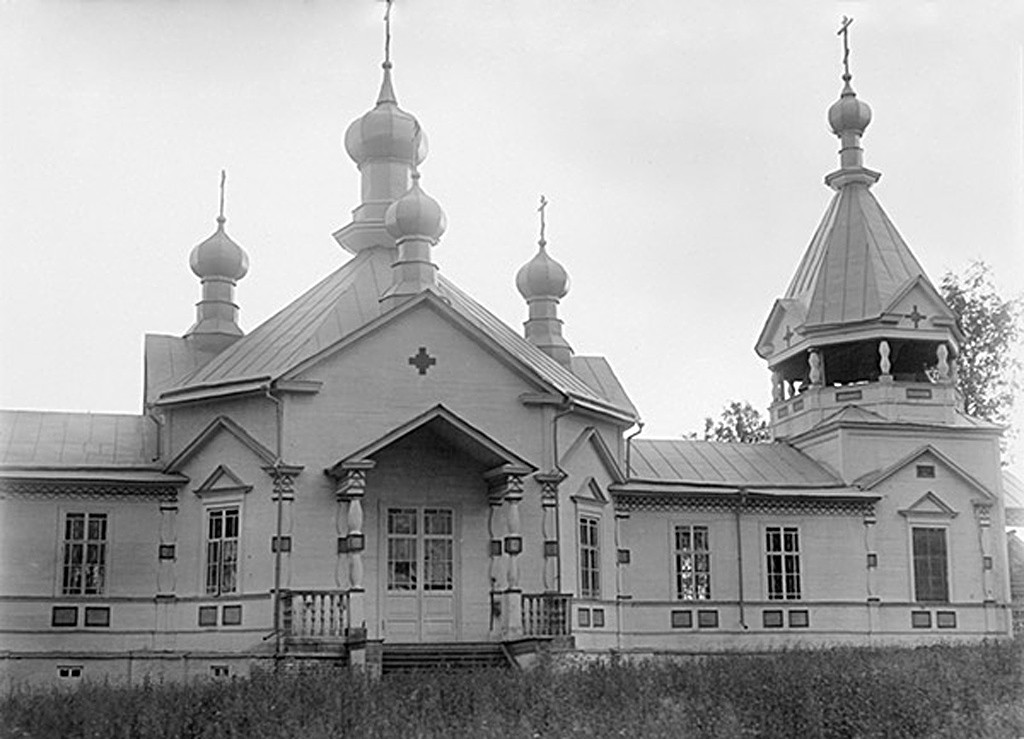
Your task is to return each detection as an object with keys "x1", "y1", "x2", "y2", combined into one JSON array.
[{"x1": 755, "y1": 20, "x2": 964, "y2": 442}]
